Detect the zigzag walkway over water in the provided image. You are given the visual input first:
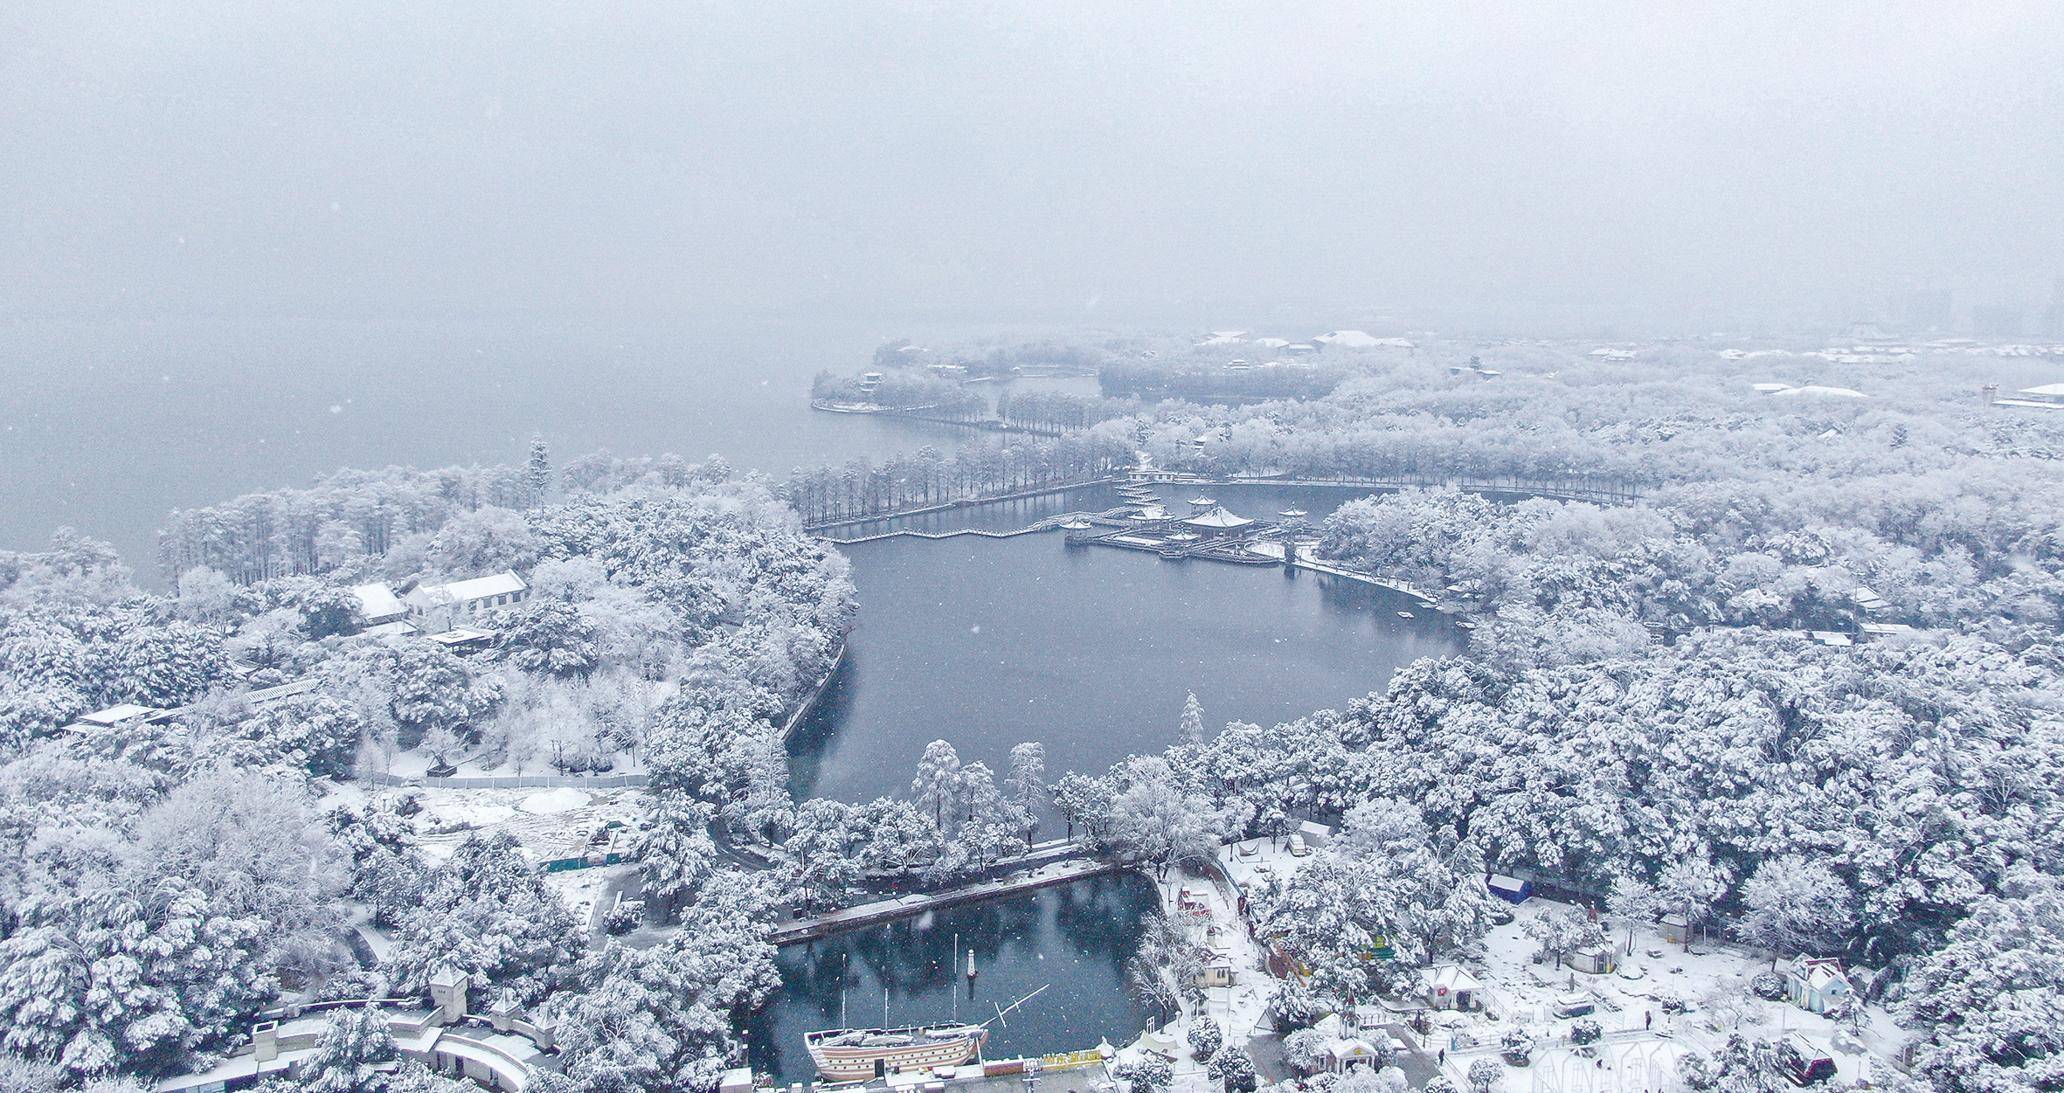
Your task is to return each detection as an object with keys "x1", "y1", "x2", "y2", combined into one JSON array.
[{"x1": 818, "y1": 507, "x2": 1132, "y2": 546}]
